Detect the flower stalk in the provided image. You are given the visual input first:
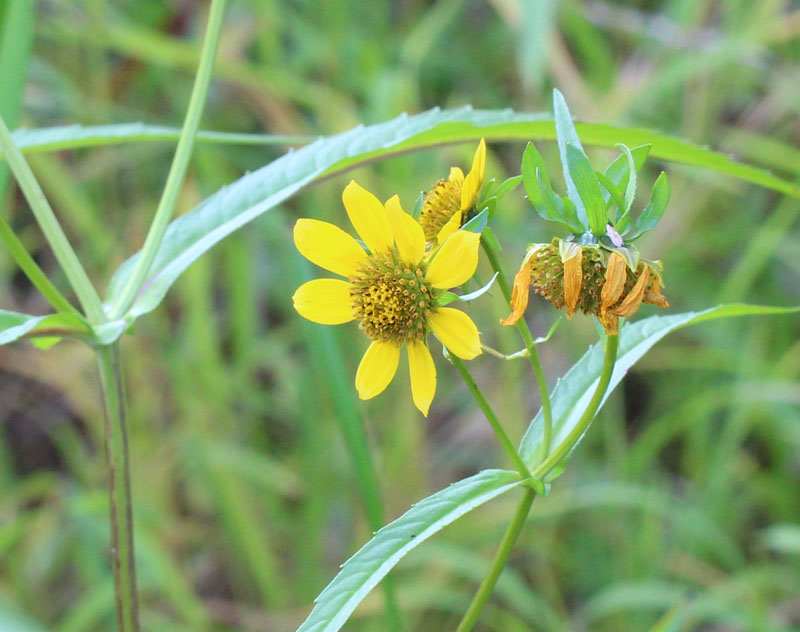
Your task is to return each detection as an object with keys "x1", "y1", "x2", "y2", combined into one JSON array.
[{"x1": 96, "y1": 343, "x2": 139, "y2": 632}]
